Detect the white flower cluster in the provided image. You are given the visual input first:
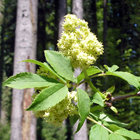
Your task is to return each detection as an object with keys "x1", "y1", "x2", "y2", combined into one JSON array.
[{"x1": 57, "y1": 14, "x2": 104, "y2": 69}]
